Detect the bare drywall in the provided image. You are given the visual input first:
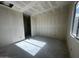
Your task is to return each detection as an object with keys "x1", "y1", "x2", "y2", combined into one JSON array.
[
  {"x1": 67, "y1": 2, "x2": 79, "y2": 58},
  {"x1": 0, "y1": 5, "x2": 25, "y2": 47},
  {"x1": 31, "y1": 6, "x2": 69, "y2": 40},
  {"x1": 31, "y1": 16, "x2": 37, "y2": 36}
]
